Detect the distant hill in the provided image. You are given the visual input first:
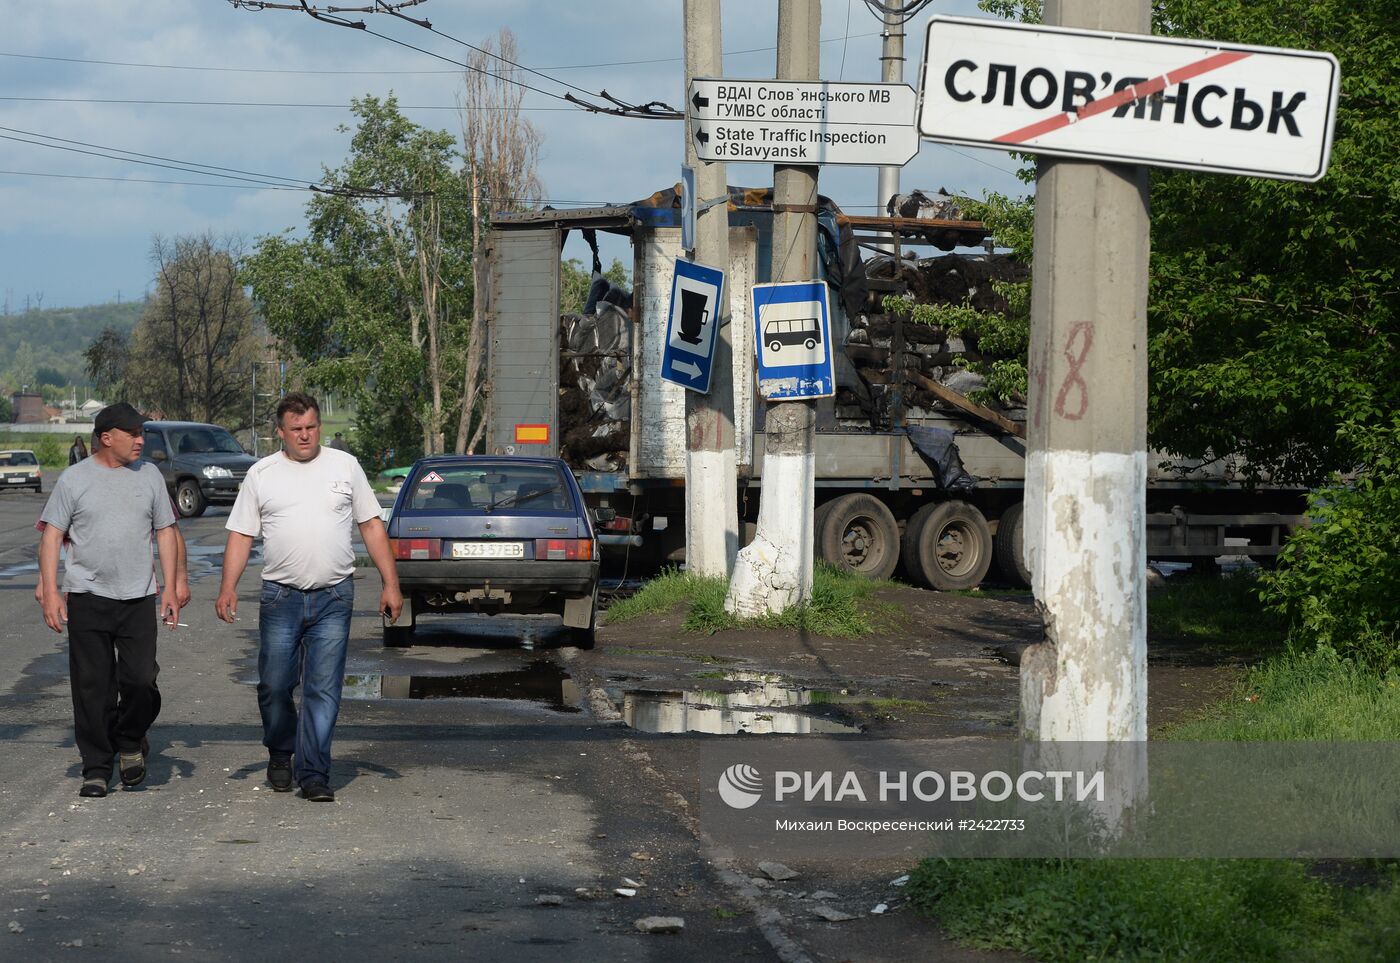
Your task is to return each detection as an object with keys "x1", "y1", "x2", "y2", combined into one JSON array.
[{"x1": 1, "y1": 300, "x2": 145, "y2": 390}]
